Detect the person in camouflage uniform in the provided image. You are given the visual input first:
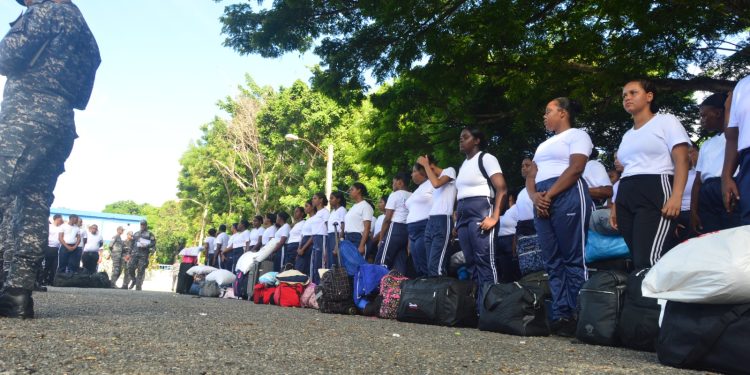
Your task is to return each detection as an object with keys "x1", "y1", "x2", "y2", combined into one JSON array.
[
  {"x1": 128, "y1": 220, "x2": 156, "y2": 291},
  {"x1": 0, "y1": 0, "x2": 100, "y2": 318},
  {"x1": 122, "y1": 230, "x2": 134, "y2": 289},
  {"x1": 109, "y1": 226, "x2": 128, "y2": 288}
]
